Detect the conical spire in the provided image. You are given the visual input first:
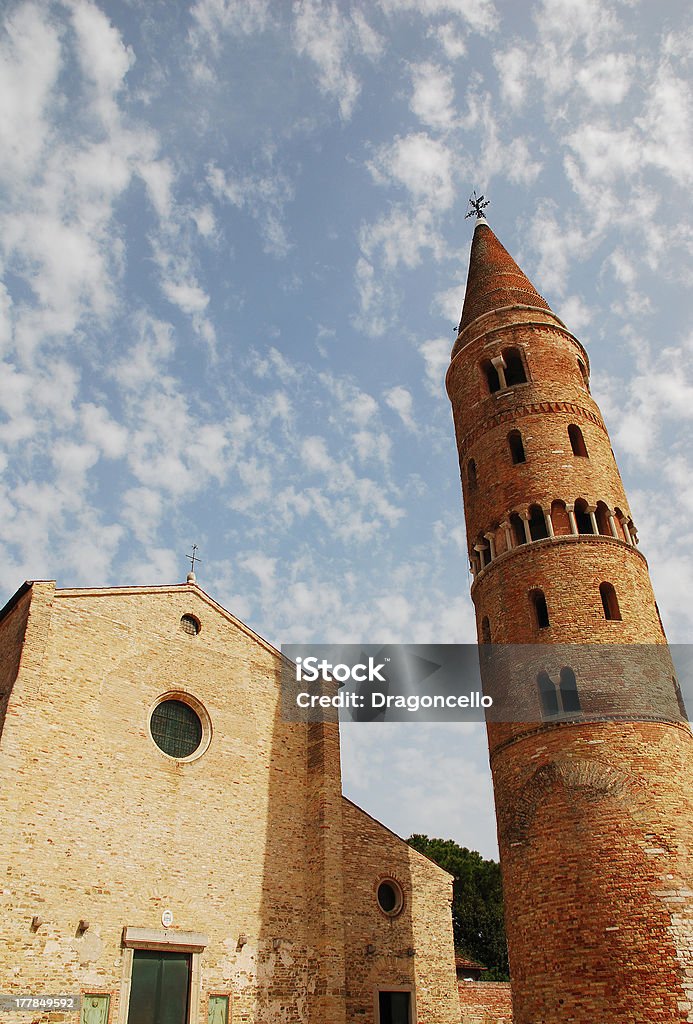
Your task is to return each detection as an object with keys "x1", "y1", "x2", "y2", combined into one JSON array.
[{"x1": 457, "y1": 218, "x2": 550, "y2": 335}]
